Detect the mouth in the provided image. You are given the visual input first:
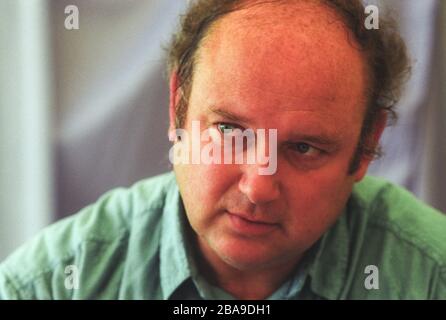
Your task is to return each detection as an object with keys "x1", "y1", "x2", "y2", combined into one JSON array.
[{"x1": 226, "y1": 211, "x2": 279, "y2": 236}]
